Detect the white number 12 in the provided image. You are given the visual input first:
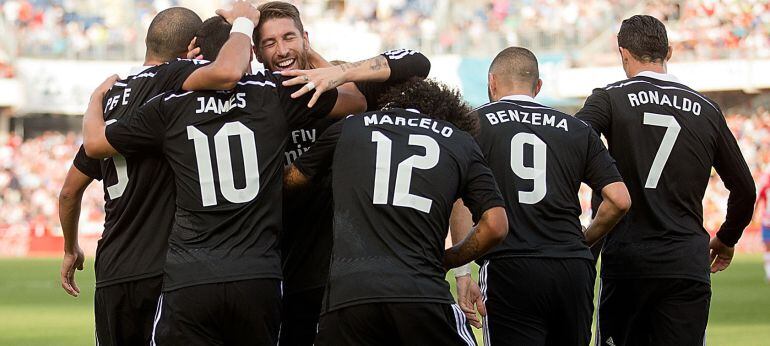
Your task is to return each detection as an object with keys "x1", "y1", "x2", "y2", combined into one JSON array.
[
  {"x1": 371, "y1": 131, "x2": 439, "y2": 213},
  {"x1": 643, "y1": 112, "x2": 680, "y2": 189}
]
